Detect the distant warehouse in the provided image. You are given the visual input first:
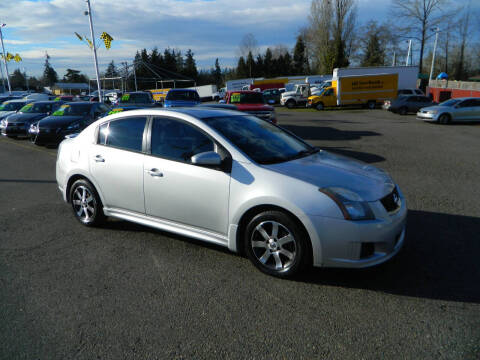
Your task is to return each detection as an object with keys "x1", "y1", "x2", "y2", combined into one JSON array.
[{"x1": 52, "y1": 82, "x2": 90, "y2": 95}]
